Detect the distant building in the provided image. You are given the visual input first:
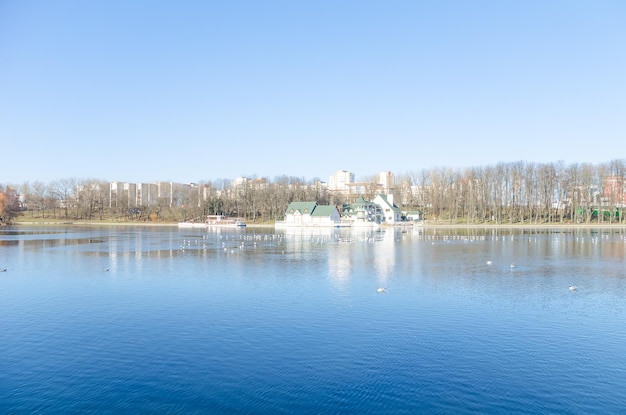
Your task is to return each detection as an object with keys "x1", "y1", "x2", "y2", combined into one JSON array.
[
  {"x1": 232, "y1": 177, "x2": 249, "y2": 188},
  {"x1": 603, "y1": 175, "x2": 626, "y2": 206},
  {"x1": 378, "y1": 171, "x2": 394, "y2": 193},
  {"x1": 341, "y1": 196, "x2": 383, "y2": 224},
  {"x1": 155, "y1": 182, "x2": 174, "y2": 205},
  {"x1": 373, "y1": 194, "x2": 402, "y2": 223},
  {"x1": 344, "y1": 171, "x2": 394, "y2": 198},
  {"x1": 109, "y1": 181, "x2": 199, "y2": 208},
  {"x1": 345, "y1": 182, "x2": 368, "y2": 195},
  {"x1": 109, "y1": 182, "x2": 123, "y2": 208},
  {"x1": 341, "y1": 193, "x2": 404, "y2": 224},
  {"x1": 328, "y1": 170, "x2": 355, "y2": 194},
  {"x1": 277, "y1": 201, "x2": 342, "y2": 227},
  {"x1": 404, "y1": 210, "x2": 423, "y2": 221},
  {"x1": 136, "y1": 183, "x2": 157, "y2": 206}
]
